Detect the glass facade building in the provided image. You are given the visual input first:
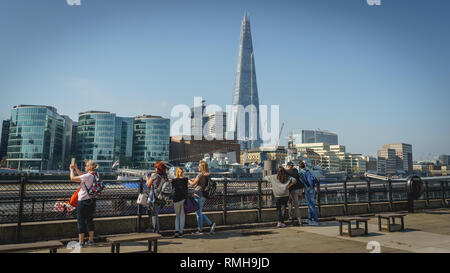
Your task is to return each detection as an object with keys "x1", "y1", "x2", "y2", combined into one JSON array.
[
  {"x1": 132, "y1": 115, "x2": 170, "y2": 169},
  {"x1": 6, "y1": 105, "x2": 70, "y2": 170},
  {"x1": 232, "y1": 13, "x2": 262, "y2": 150},
  {"x1": 76, "y1": 111, "x2": 134, "y2": 171},
  {"x1": 302, "y1": 130, "x2": 338, "y2": 145},
  {"x1": 0, "y1": 120, "x2": 10, "y2": 159}
]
